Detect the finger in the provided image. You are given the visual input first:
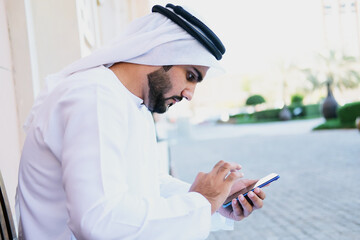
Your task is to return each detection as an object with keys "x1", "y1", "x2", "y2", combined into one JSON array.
[
  {"x1": 229, "y1": 168, "x2": 241, "y2": 172},
  {"x1": 225, "y1": 171, "x2": 244, "y2": 184},
  {"x1": 231, "y1": 198, "x2": 244, "y2": 218},
  {"x1": 254, "y1": 187, "x2": 266, "y2": 200},
  {"x1": 248, "y1": 190, "x2": 264, "y2": 209},
  {"x1": 216, "y1": 162, "x2": 241, "y2": 179},
  {"x1": 238, "y1": 194, "x2": 253, "y2": 217},
  {"x1": 212, "y1": 160, "x2": 225, "y2": 171}
]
